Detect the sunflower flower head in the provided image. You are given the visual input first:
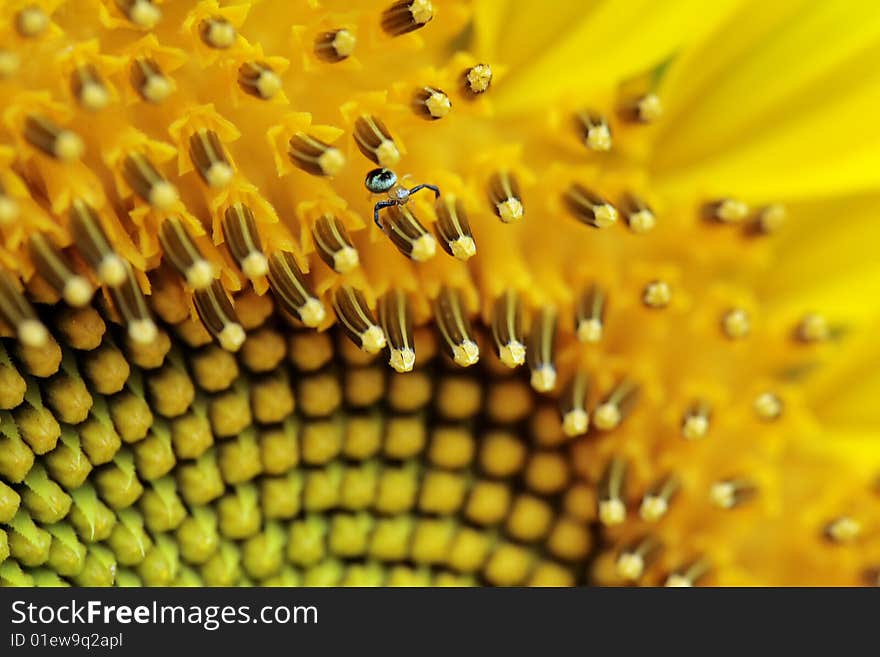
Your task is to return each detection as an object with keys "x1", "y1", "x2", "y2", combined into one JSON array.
[{"x1": 0, "y1": 0, "x2": 879, "y2": 587}]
